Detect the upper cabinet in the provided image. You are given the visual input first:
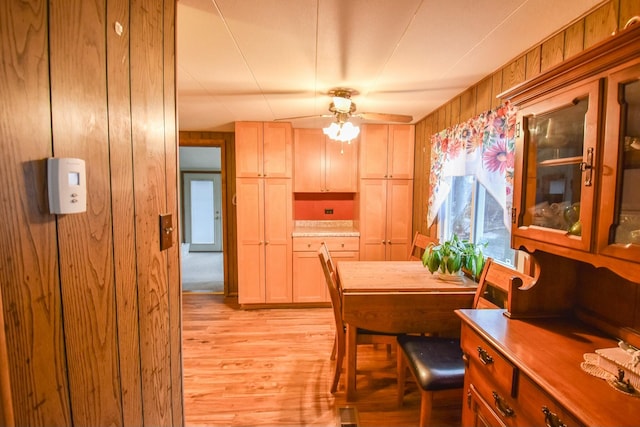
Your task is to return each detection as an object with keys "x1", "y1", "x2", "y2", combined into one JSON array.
[
  {"x1": 235, "y1": 122, "x2": 292, "y2": 178},
  {"x1": 597, "y1": 63, "x2": 640, "y2": 263},
  {"x1": 293, "y1": 128, "x2": 358, "y2": 192},
  {"x1": 359, "y1": 124, "x2": 415, "y2": 179},
  {"x1": 512, "y1": 80, "x2": 600, "y2": 253},
  {"x1": 503, "y1": 24, "x2": 640, "y2": 283}
]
